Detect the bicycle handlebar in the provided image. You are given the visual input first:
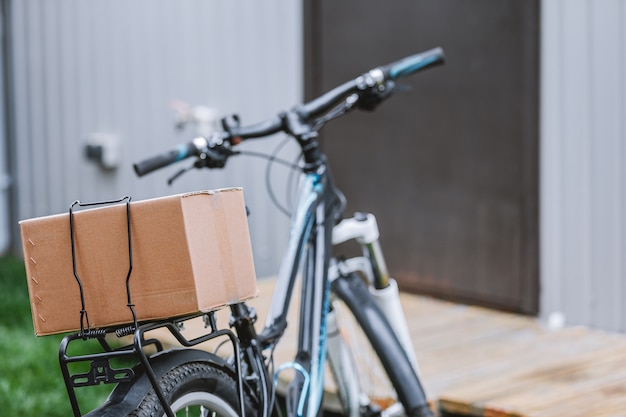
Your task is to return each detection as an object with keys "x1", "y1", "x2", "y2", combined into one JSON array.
[
  {"x1": 298, "y1": 79, "x2": 359, "y2": 120},
  {"x1": 133, "y1": 47, "x2": 445, "y2": 176},
  {"x1": 134, "y1": 137, "x2": 208, "y2": 176},
  {"x1": 227, "y1": 116, "x2": 284, "y2": 140},
  {"x1": 299, "y1": 47, "x2": 444, "y2": 120},
  {"x1": 380, "y1": 47, "x2": 445, "y2": 80}
]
